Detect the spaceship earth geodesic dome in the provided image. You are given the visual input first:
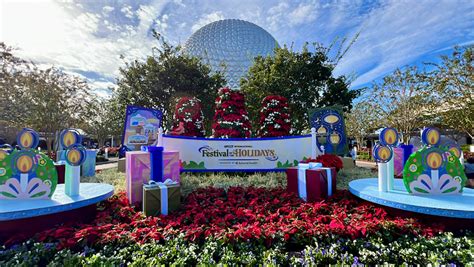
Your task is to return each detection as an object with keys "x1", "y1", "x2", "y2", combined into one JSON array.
[{"x1": 183, "y1": 19, "x2": 279, "y2": 89}]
